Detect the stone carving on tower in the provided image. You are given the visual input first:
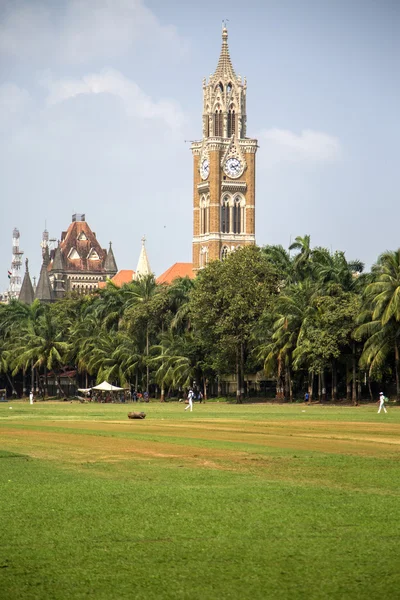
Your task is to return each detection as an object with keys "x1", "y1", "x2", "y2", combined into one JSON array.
[{"x1": 191, "y1": 26, "x2": 257, "y2": 270}]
